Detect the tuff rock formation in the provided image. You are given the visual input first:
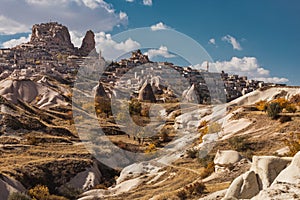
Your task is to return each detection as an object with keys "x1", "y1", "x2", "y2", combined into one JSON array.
[
  {"x1": 138, "y1": 81, "x2": 156, "y2": 102},
  {"x1": 94, "y1": 82, "x2": 108, "y2": 98},
  {"x1": 79, "y1": 30, "x2": 97, "y2": 56},
  {"x1": 79, "y1": 30, "x2": 96, "y2": 56},
  {"x1": 182, "y1": 84, "x2": 197, "y2": 102},
  {"x1": 223, "y1": 155, "x2": 293, "y2": 199},
  {"x1": 30, "y1": 22, "x2": 74, "y2": 50}
]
